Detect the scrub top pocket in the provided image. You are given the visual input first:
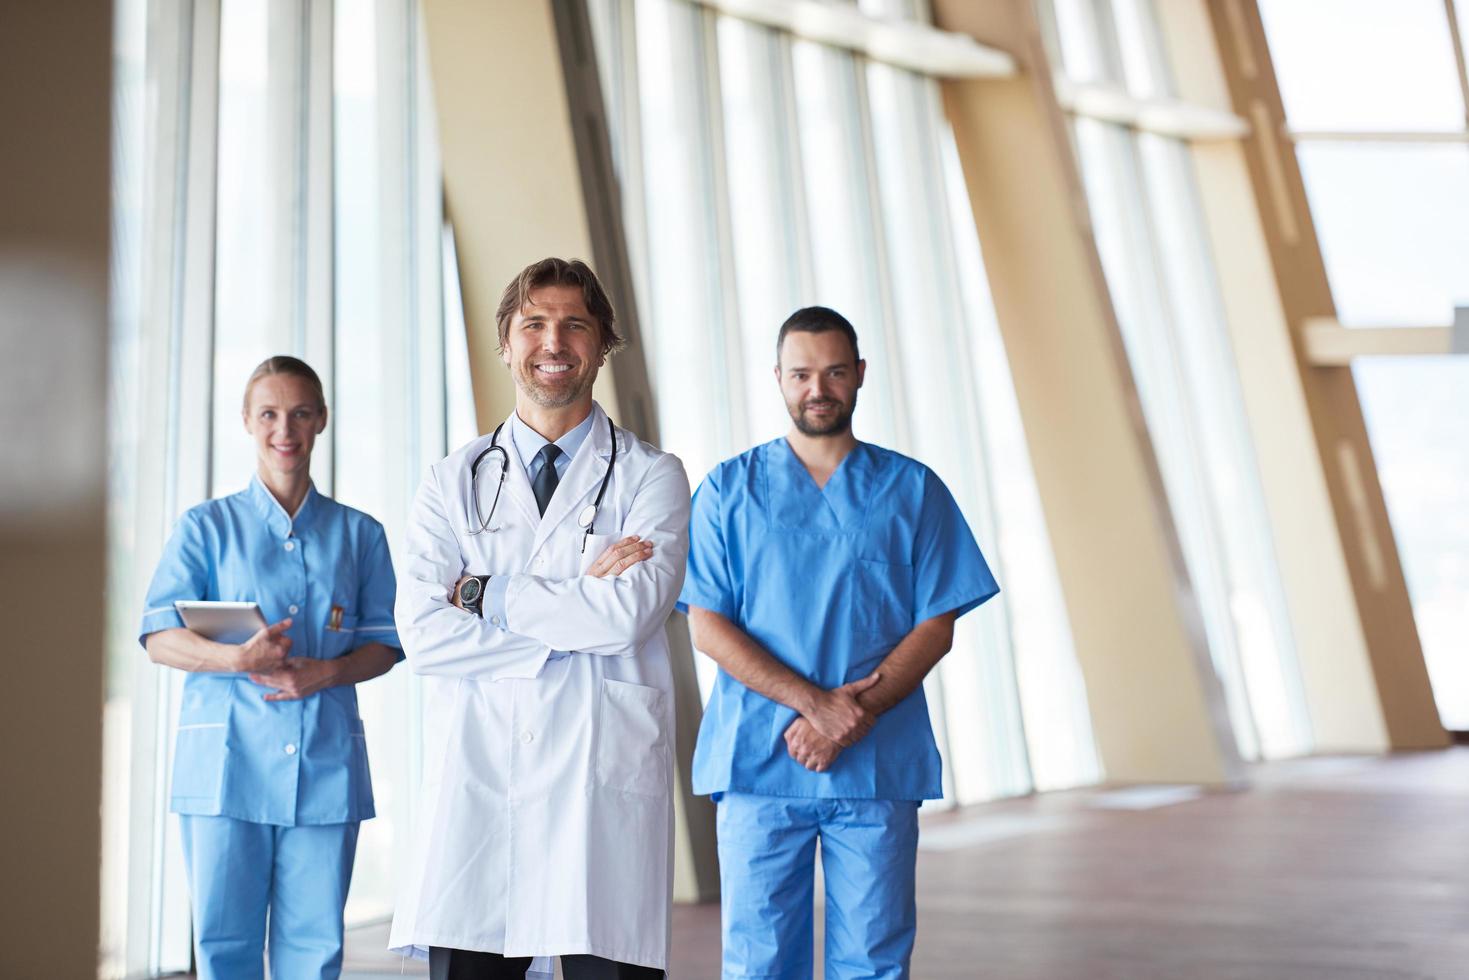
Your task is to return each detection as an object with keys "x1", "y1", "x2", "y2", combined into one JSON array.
[
  {"x1": 172, "y1": 679, "x2": 235, "y2": 804},
  {"x1": 854, "y1": 558, "x2": 914, "y2": 638},
  {"x1": 595, "y1": 678, "x2": 669, "y2": 798},
  {"x1": 322, "y1": 611, "x2": 358, "y2": 658}
]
